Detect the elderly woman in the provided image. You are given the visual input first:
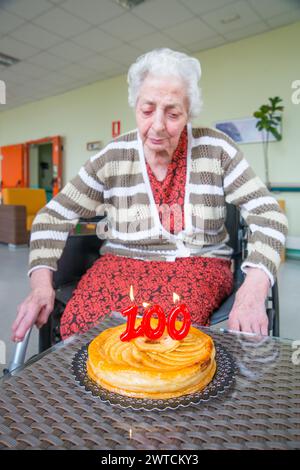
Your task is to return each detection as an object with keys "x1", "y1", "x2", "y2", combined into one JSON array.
[{"x1": 12, "y1": 49, "x2": 287, "y2": 343}]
